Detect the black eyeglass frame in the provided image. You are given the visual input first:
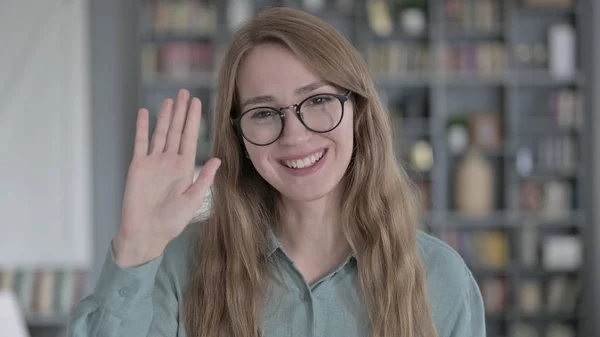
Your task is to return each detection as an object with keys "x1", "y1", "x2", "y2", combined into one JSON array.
[{"x1": 231, "y1": 90, "x2": 352, "y2": 146}]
